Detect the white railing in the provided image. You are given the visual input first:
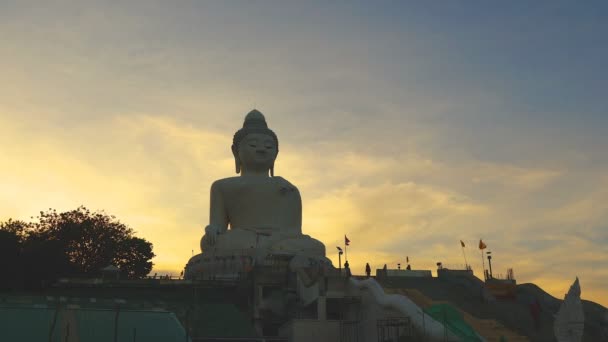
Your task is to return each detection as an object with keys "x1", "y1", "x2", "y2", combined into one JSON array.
[{"x1": 348, "y1": 277, "x2": 474, "y2": 342}]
